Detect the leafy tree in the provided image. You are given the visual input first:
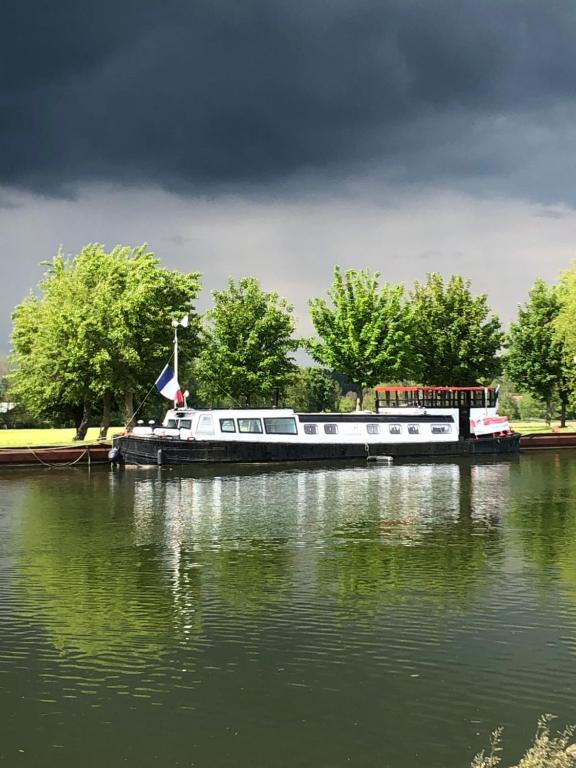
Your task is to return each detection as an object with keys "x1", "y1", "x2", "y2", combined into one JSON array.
[
  {"x1": 407, "y1": 273, "x2": 504, "y2": 385},
  {"x1": 0, "y1": 354, "x2": 8, "y2": 400},
  {"x1": 307, "y1": 267, "x2": 407, "y2": 408},
  {"x1": 0, "y1": 354, "x2": 14, "y2": 427},
  {"x1": 10, "y1": 244, "x2": 201, "y2": 438},
  {"x1": 553, "y1": 264, "x2": 576, "y2": 421},
  {"x1": 195, "y1": 277, "x2": 297, "y2": 406},
  {"x1": 285, "y1": 366, "x2": 341, "y2": 412},
  {"x1": 505, "y1": 279, "x2": 572, "y2": 426}
]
